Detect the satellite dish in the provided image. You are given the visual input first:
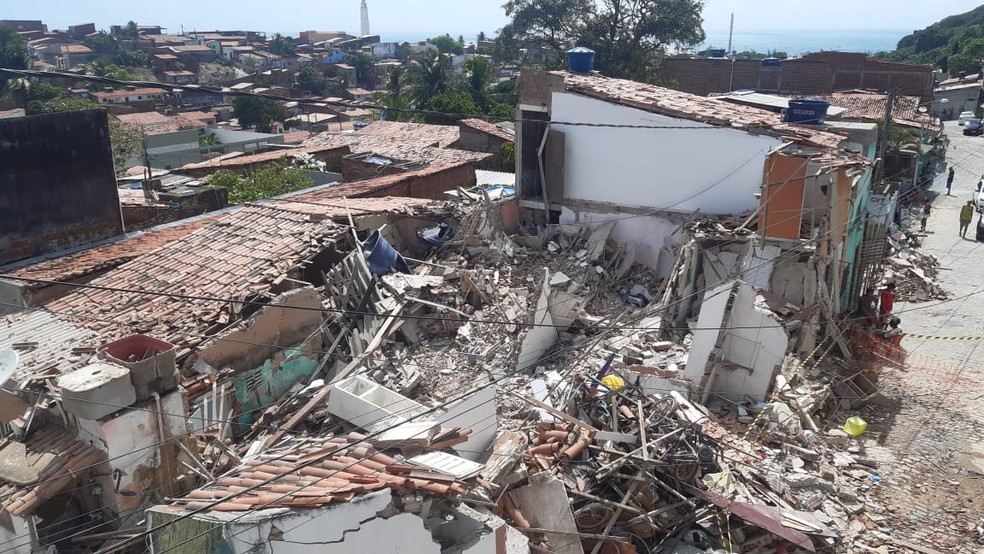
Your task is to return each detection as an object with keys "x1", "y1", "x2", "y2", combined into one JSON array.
[{"x1": 0, "y1": 350, "x2": 19, "y2": 387}]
